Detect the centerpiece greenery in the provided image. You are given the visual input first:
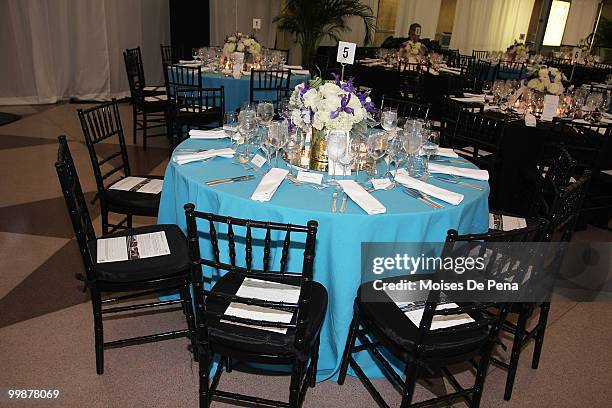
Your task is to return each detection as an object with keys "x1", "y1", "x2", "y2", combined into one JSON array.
[{"x1": 273, "y1": 0, "x2": 376, "y2": 68}]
